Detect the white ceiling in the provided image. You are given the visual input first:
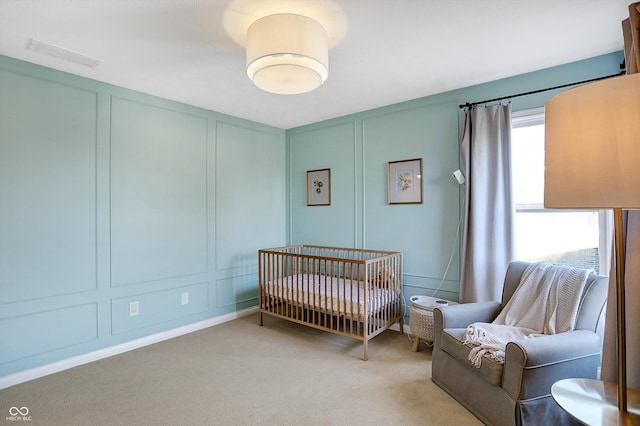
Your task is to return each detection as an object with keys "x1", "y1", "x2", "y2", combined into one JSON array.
[{"x1": 0, "y1": 0, "x2": 632, "y2": 129}]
